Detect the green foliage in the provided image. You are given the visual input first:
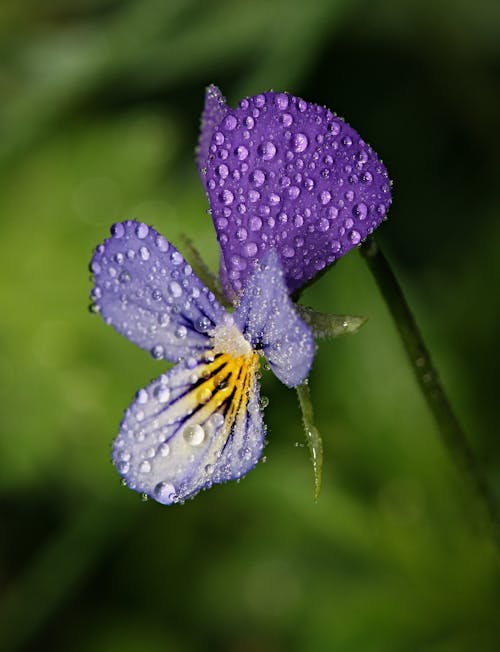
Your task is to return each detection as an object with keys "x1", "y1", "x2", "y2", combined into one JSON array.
[{"x1": 1, "y1": 1, "x2": 500, "y2": 651}]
